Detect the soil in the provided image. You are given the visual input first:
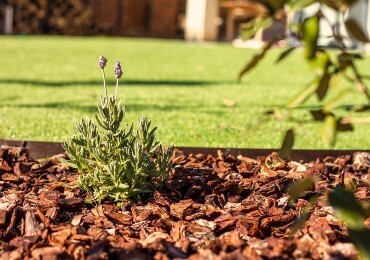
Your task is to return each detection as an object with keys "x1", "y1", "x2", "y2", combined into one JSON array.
[{"x1": 0, "y1": 146, "x2": 369, "y2": 260}]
